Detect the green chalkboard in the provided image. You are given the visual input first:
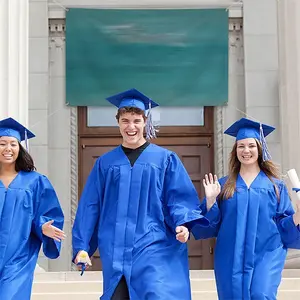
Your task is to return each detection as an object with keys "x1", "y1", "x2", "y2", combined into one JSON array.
[{"x1": 66, "y1": 8, "x2": 228, "y2": 106}]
